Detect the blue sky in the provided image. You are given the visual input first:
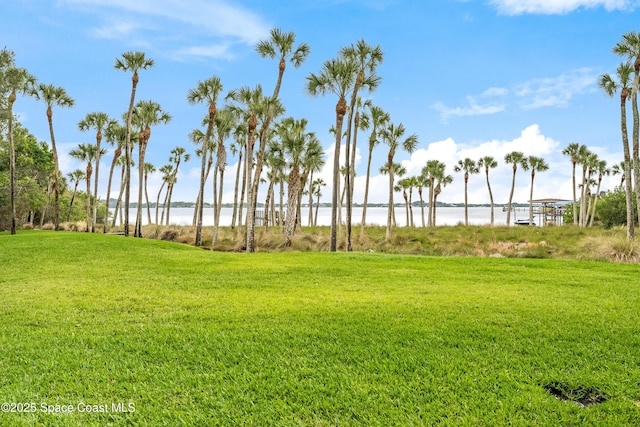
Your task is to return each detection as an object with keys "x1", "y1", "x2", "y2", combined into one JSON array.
[{"x1": 3, "y1": 0, "x2": 639, "y2": 206}]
